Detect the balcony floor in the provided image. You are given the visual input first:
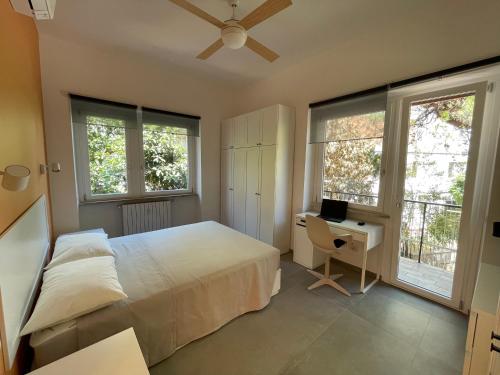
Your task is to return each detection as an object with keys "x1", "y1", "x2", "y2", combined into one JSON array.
[{"x1": 398, "y1": 257, "x2": 454, "y2": 298}]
